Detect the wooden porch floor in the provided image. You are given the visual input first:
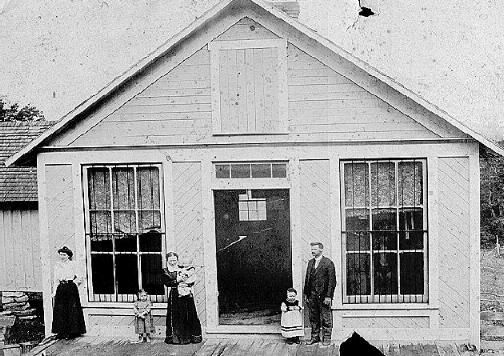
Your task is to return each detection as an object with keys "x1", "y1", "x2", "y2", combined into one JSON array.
[{"x1": 35, "y1": 336, "x2": 480, "y2": 356}]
